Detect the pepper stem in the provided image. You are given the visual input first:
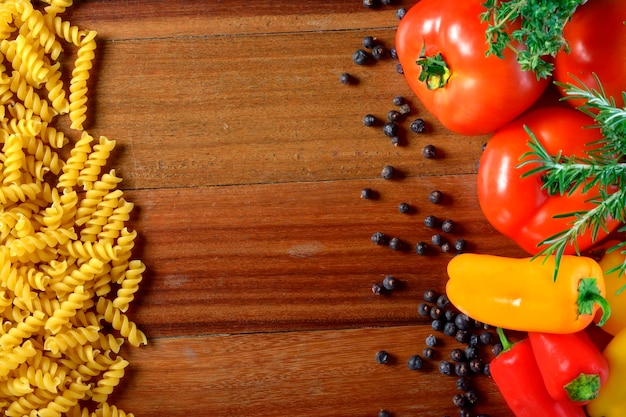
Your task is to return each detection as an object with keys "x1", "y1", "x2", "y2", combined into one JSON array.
[
  {"x1": 564, "y1": 373, "x2": 601, "y2": 402},
  {"x1": 496, "y1": 327, "x2": 513, "y2": 353},
  {"x1": 577, "y1": 278, "x2": 611, "y2": 327},
  {"x1": 416, "y1": 52, "x2": 451, "y2": 90}
]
